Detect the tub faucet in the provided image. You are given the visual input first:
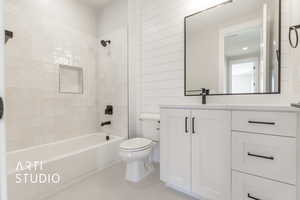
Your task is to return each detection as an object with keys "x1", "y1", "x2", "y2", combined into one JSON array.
[{"x1": 101, "y1": 121, "x2": 111, "y2": 127}]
